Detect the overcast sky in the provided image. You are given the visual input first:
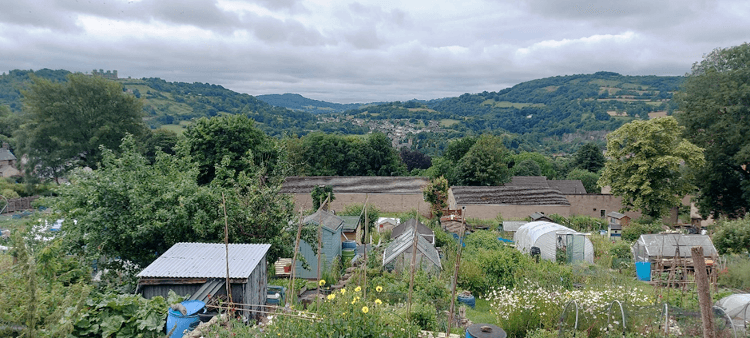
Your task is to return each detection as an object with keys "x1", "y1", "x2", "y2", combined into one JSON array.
[{"x1": 1, "y1": 0, "x2": 748, "y2": 103}]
